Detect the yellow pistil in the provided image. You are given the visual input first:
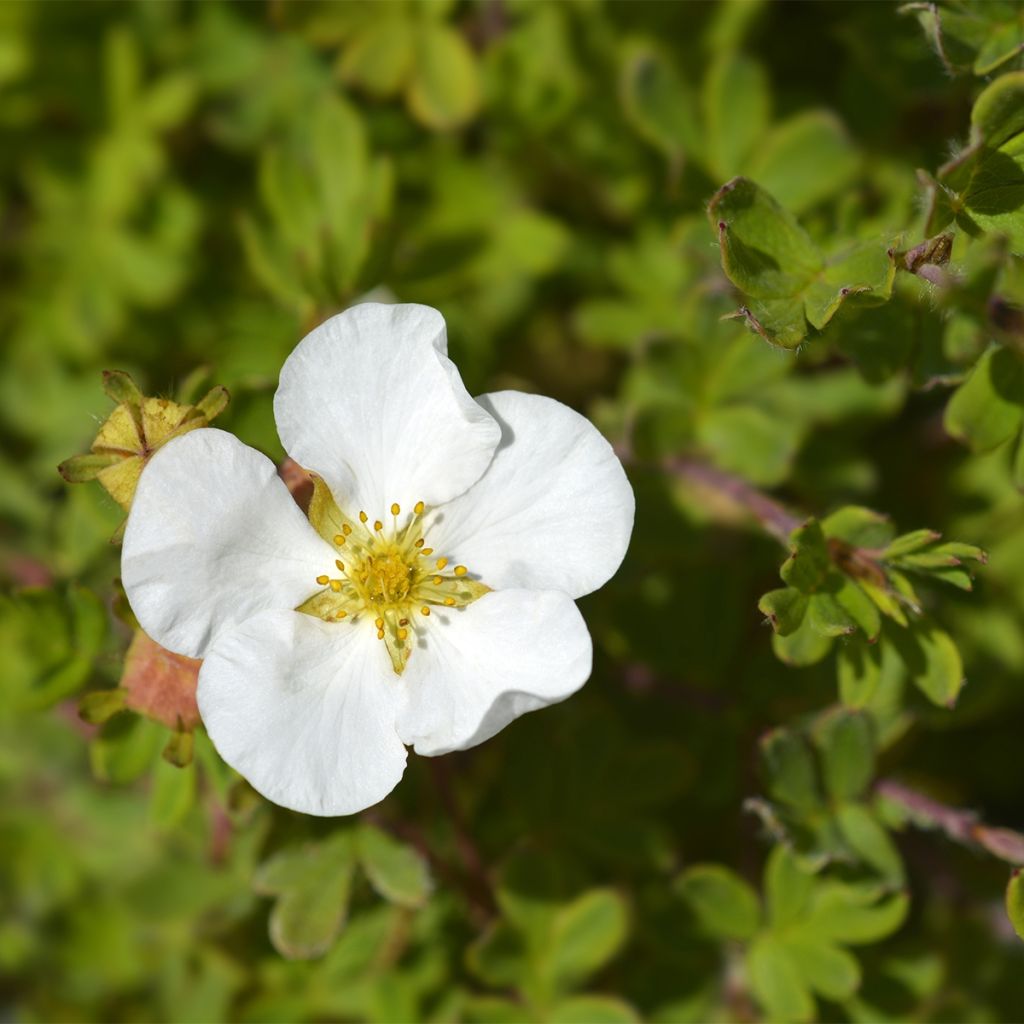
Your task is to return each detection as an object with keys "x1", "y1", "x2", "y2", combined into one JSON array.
[{"x1": 297, "y1": 495, "x2": 490, "y2": 675}]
